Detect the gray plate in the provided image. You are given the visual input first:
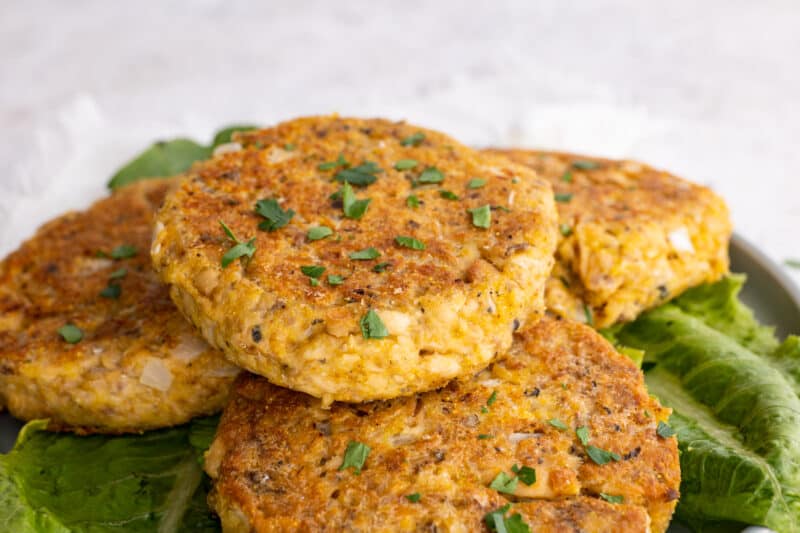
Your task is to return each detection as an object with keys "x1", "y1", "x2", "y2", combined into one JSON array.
[{"x1": 1, "y1": 233, "x2": 798, "y2": 532}]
